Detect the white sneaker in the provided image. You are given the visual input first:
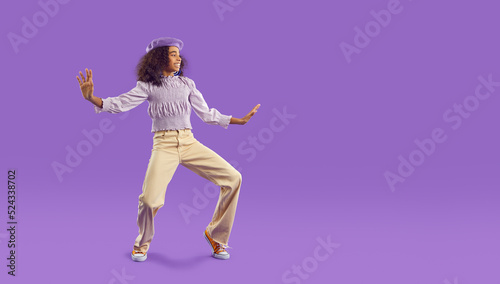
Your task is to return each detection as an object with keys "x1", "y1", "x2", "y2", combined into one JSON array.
[{"x1": 131, "y1": 250, "x2": 147, "y2": 262}]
